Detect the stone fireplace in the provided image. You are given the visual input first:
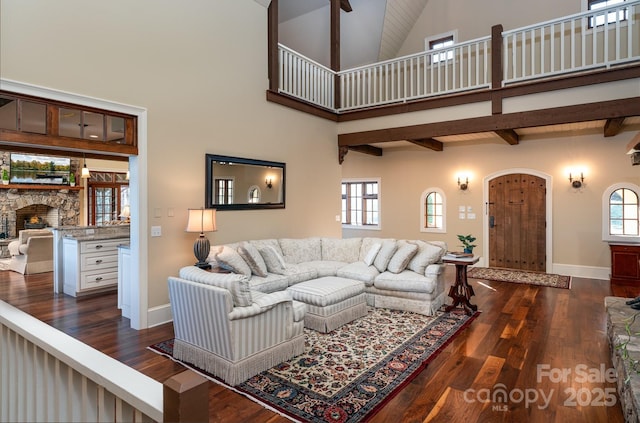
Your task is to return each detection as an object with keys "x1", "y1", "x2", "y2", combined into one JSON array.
[{"x1": 0, "y1": 152, "x2": 81, "y2": 239}]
